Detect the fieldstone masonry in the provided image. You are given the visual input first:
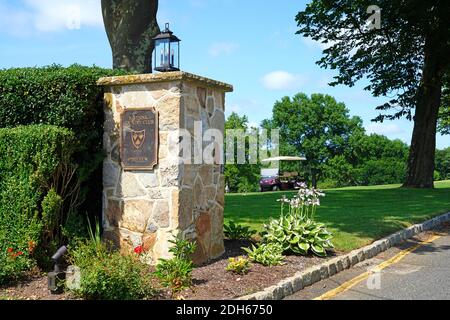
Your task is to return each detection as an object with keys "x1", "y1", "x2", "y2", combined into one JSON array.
[{"x1": 97, "y1": 72, "x2": 233, "y2": 264}]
